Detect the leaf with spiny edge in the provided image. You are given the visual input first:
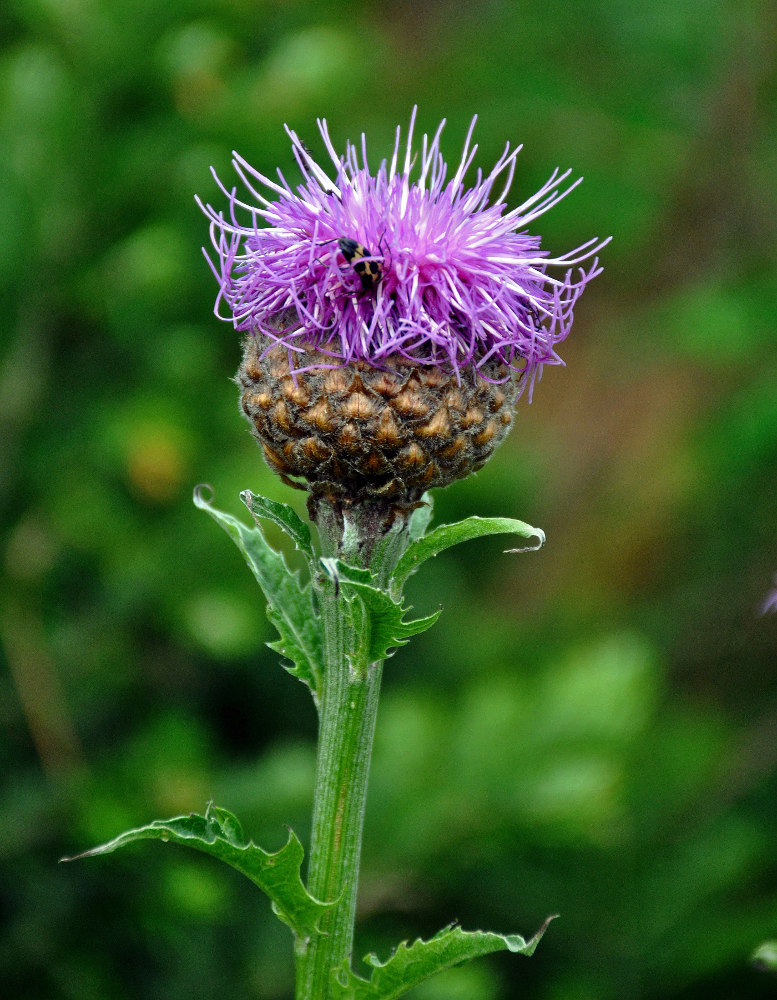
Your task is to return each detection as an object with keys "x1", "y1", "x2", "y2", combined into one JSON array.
[
  {"x1": 241, "y1": 489, "x2": 314, "y2": 560},
  {"x1": 320, "y1": 558, "x2": 440, "y2": 664},
  {"x1": 194, "y1": 486, "x2": 322, "y2": 698},
  {"x1": 61, "y1": 805, "x2": 334, "y2": 939},
  {"x1": 332, "y1": 918, "x2": 556, "y2": 1000}
]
